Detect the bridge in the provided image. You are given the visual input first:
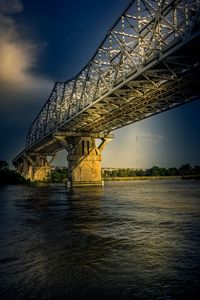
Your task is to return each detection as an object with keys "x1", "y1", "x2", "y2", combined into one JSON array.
[{"x1": 13, "y1": 0, "x2": 200, "y2": 186}]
